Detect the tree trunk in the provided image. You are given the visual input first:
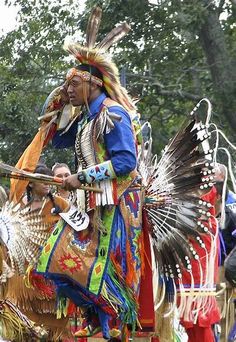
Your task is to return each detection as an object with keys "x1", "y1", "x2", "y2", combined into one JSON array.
[{"x1": 198, "y1": 1, "x2": 236, "y2": 129}]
